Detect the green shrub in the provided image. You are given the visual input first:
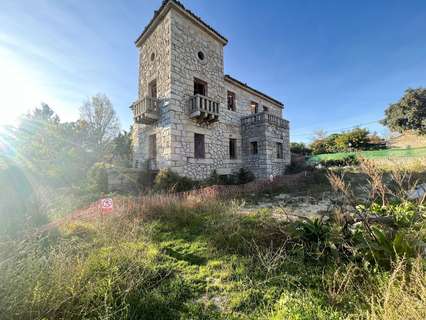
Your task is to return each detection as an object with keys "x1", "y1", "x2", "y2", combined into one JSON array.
[
  {"x1": 87, "y1": 162, "x2": 109, "y2": 194},
  {"x1": 137, "y1": 169, "x2": 155, "y2": 191},
  {"x1": 285, "y1": 154, "x2": 312, "y2": 174},
  {"x1": 0, "y1": 164, "x2": 49, "y2": 237},
  {"x1": 206, "y1": 168, "x2": 255, "y2": 186},
  {"x1": 236, "y1": 168, "x2": 255, "y2": 184},
  {"x1": 356, "y1": 226, "x2": 422, "y2": 269},
  {"x1": 290, "y1": 142, "x2": 311, "y2": 155},
  {"x1": 319, "y1": 154, "x2": 359, "y2": 167},
  {"x1": 153, "y1": 169, "x2": 196, "y2": 192}
]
